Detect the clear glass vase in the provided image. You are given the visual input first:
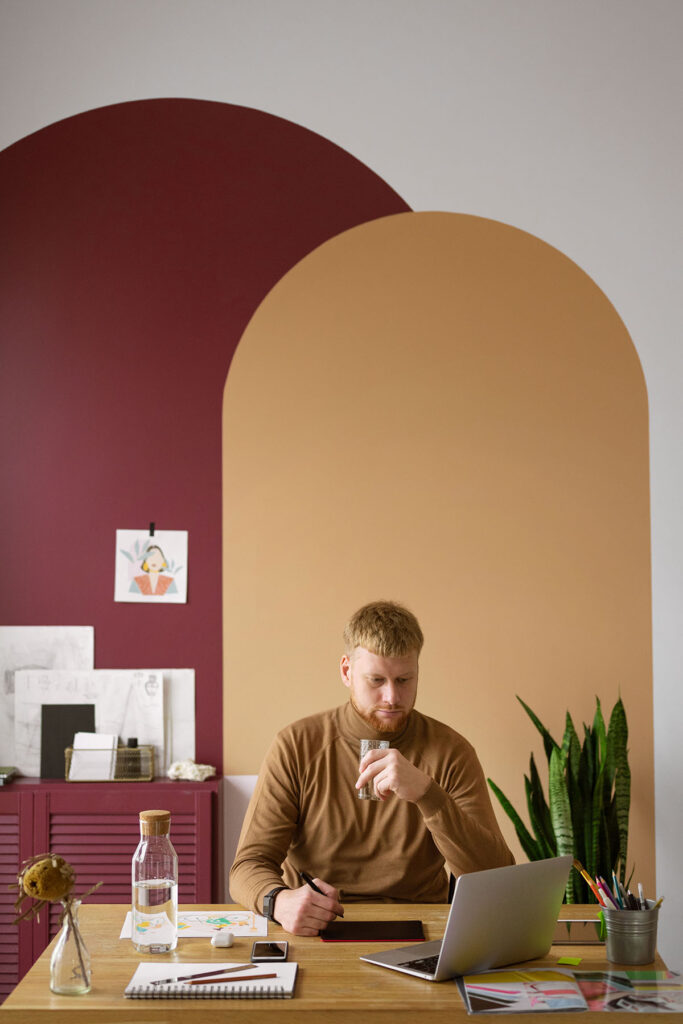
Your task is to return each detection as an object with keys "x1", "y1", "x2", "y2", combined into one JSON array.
[{"x1": 50, "y1": 899, "x2": 91, "y2": 995}]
